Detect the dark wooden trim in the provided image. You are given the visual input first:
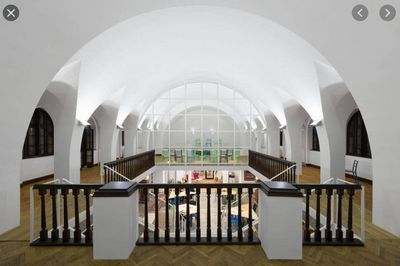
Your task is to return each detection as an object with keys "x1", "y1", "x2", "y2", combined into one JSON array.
[
  {"x1": 20, "y1": 174, "x2": 54, "y2": 187},
  {"x1": 261, "y1": 182, "x2": 303, "y2": 197},
  {"x1": 345, "y1": 173, "x2": 372, "y2": 184},
  {"x1": 294, "y1": 184, "x2": 362, "y2": 190},
  {"x1": 303, "y1": 238, "x2": 364, "y2": 246},
  {"x1": 305, "y1": 163, "x2": 320, "y2": 169},
  {"x1": 30, "y1": 239, "x2": 93, "y2": 246},
  {"x1": 137, "y1": 237, "x2": 261, "y2": 245},
  {"x1": 93, "y1": 182, "x2": 136, "y2": 197}
]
